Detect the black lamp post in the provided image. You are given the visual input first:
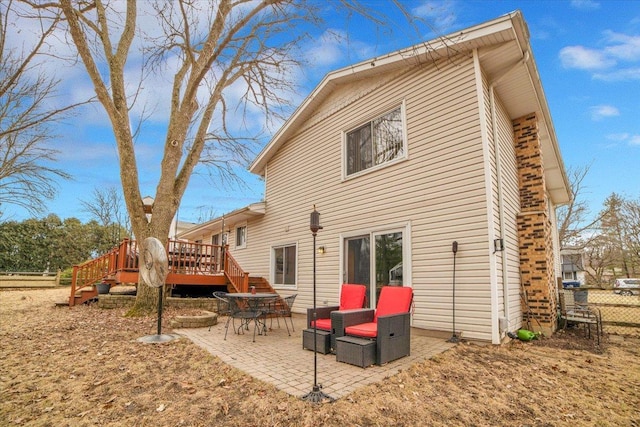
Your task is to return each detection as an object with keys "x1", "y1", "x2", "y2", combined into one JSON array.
[
  {"x1": 448, "y1": 241, "x2": 460, "y2": 343},
  {"x1": 302, "y1": 206, "x2": 334, "y2": 403}
]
